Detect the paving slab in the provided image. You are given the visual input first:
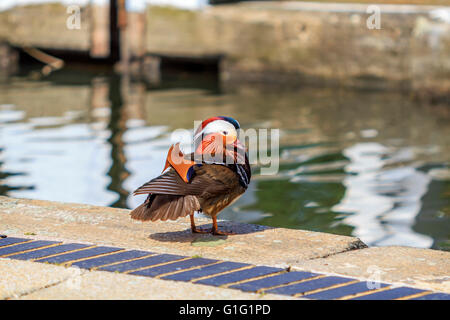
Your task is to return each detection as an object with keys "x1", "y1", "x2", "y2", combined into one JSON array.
[
  {"x1": 1, "y1": 196, "x2": 449, "y2": 296},
  {"x1": 0, "y1": 258, "x2": 87, "y2": 299},
  {"x1": 0, "y1": 196, "x2": 366, "y2": 268},
  {"x1": 291, "y1": 246, "x2": 450, "y2": 293},
  {"x1": 3, "y1": 235, "x2": 449, "y2": 300},
  {"x1": 16, "y1": 264, "x2": 295, "y2": 300}
]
